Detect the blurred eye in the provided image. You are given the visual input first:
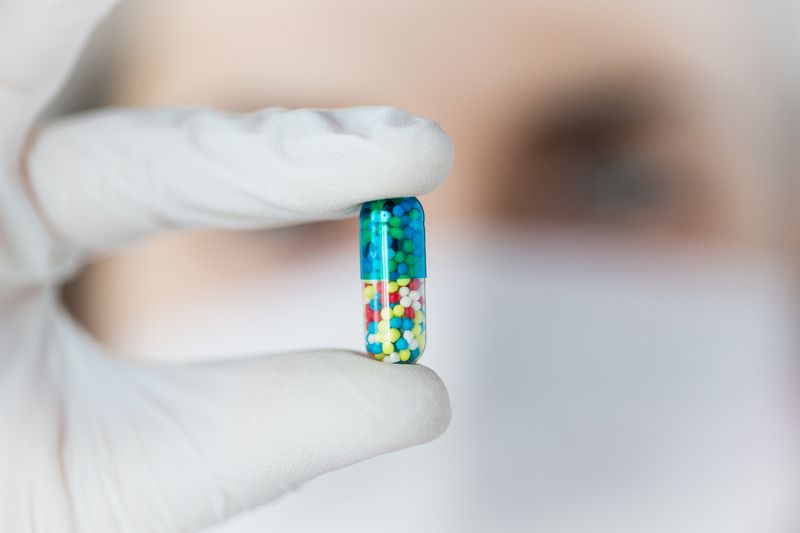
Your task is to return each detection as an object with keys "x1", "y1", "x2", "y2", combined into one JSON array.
[
  {"x1": 505, "y1": 81, "x2": 699, "y2": 231},
  {"x1": 570, "y1": 158, "x2": 671, "y2": 217}
]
